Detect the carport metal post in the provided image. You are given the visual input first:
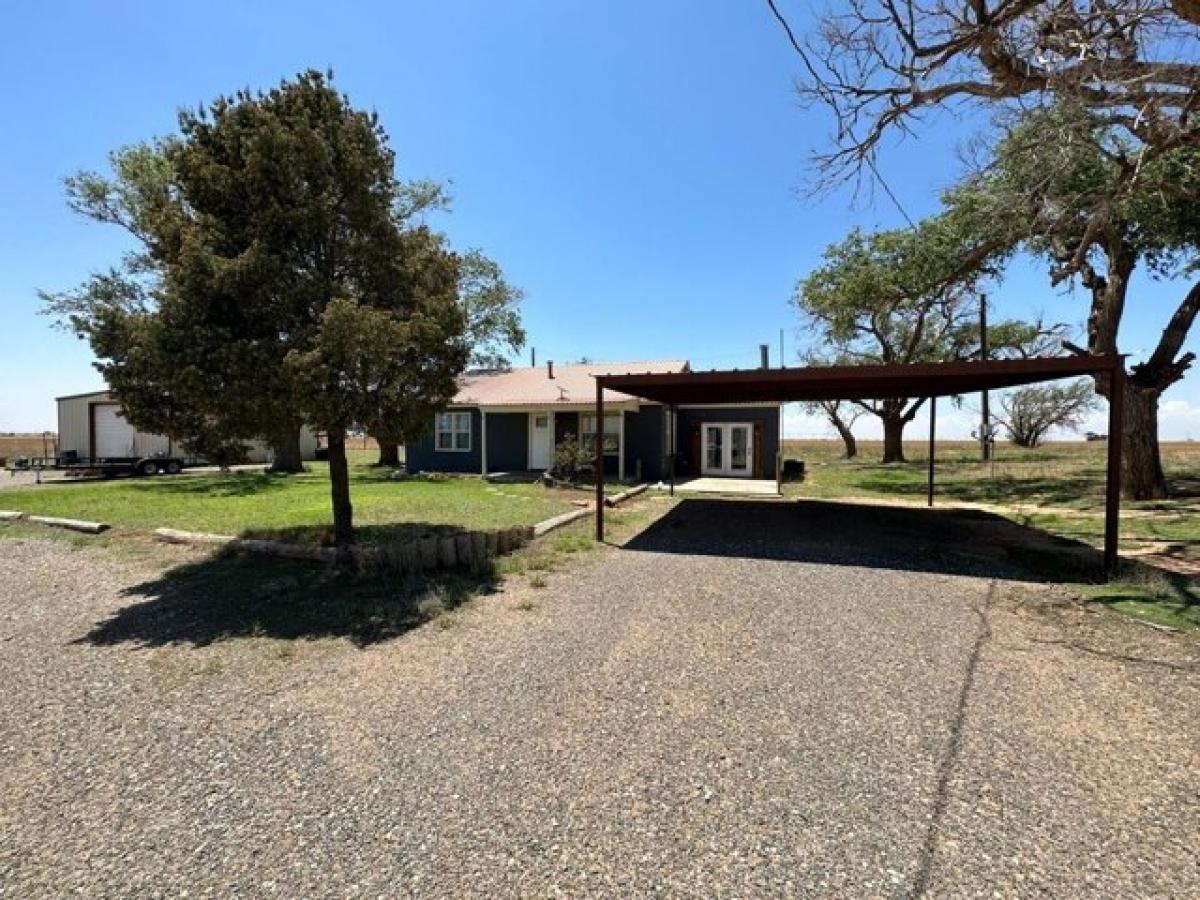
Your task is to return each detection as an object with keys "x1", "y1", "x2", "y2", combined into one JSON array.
[
  {"x1": 595, "y1": 378, "x2": 605, "y2": 542},
  {"x1": 668, "y1": 404, "x2": 675, "y2": 497},
  {"x1": 927, "y1": 397, "x2": 936, "y2": 507},
  {"x1": 1104, "y1": 369, "x2": 1124, "y2": 574}
]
